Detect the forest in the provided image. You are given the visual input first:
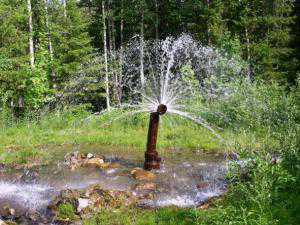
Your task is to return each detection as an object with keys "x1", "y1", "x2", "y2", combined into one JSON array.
[
  {"x1": 0, "y1": 0, "x2": 299, "y2": 225},
  {"x1": 0, "y1": 0, "x2": 299, "y2": 113}
]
